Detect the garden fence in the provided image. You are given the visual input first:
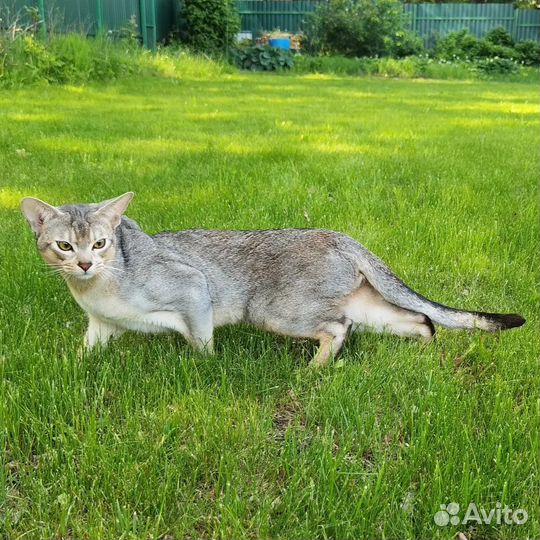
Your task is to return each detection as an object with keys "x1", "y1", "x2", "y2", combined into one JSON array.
[
  {"x1": 3, "y1": 0, "x2": 540, "y2": 48},
  {"x1": 403, "y1": 3, "x2": 540, "y2": 45},
  {"x1": 3, "y1": 0, "x2": 176, "y2": 49},
  {"x1": 238, "y1": 1, "x2": 540, "y2": 45}
]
